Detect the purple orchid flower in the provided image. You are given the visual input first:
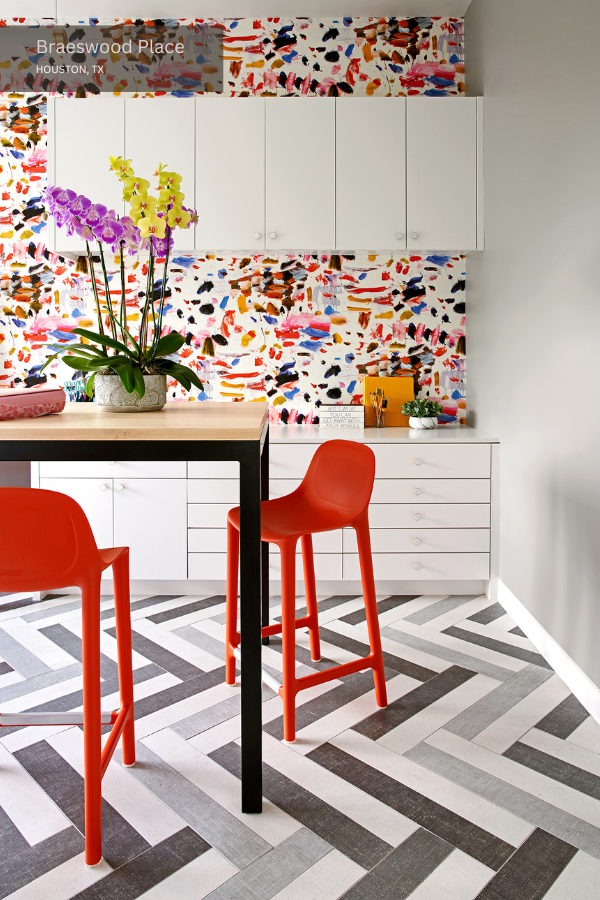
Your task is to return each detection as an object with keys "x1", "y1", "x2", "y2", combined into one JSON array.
[
  {"x1": 85, "y1": 203, "x2": 109, "y2": 227},
  {"x1": 73, "y1": 219, "x2": 94, "y2": 241},
  {"x1": 93, "y1": 218, "x2": 125, "y2": 245},
  {"x1": 71, "y1": 194, "x2": 92, "y2": 216},
  {"x1": 54, "y1": 188, "x2": 77, "y2": 208}
]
